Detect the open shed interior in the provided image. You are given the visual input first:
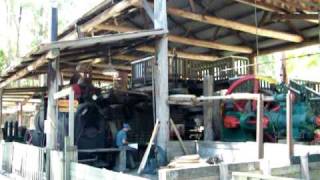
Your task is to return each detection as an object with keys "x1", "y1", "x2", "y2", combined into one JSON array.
[{"x1": 0, "y1": 0, "x2": 320, "y2": 179}]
